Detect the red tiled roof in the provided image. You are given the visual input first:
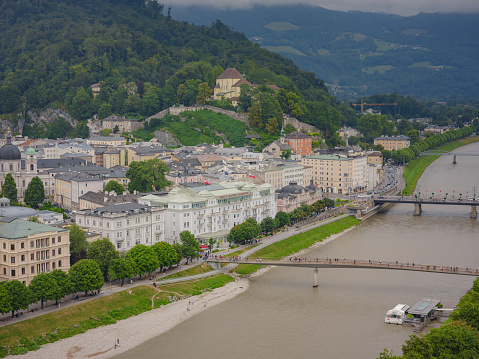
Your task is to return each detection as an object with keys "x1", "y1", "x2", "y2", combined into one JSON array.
[
  {"x1": 232, "y1": 79, "x2": 252, "y2": 87},
  {"x1": 217, "y1": 68, "x2": 243, "y2": 79}
]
